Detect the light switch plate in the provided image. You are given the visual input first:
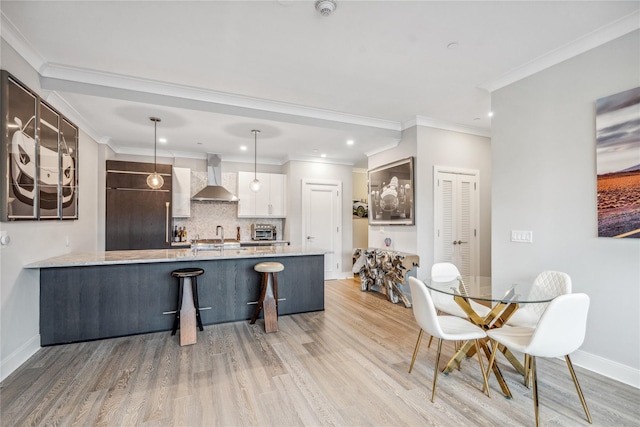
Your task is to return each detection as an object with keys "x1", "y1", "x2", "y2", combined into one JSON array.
[{"x1": 511, "y1": 230, "x2": 533, "y2": 243}]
